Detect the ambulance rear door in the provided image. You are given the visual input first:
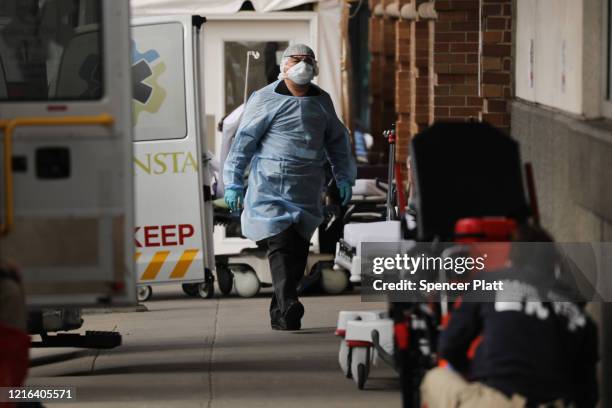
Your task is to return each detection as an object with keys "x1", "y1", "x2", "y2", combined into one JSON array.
[
  {"x1": 0, "y1": 0, "x2": 136, "y2": 307},
  {"x1": 131, "y1": 15, "x2": 212, "y2": 288}
]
